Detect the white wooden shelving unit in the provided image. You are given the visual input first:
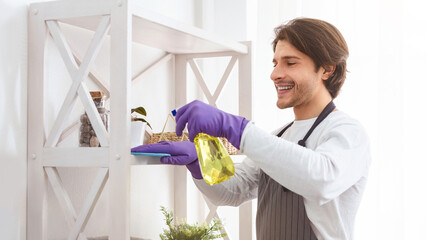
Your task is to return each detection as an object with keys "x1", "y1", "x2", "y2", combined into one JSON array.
[{"x1": 28, "y1": 0, "x2": 253, "y2": 239}]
